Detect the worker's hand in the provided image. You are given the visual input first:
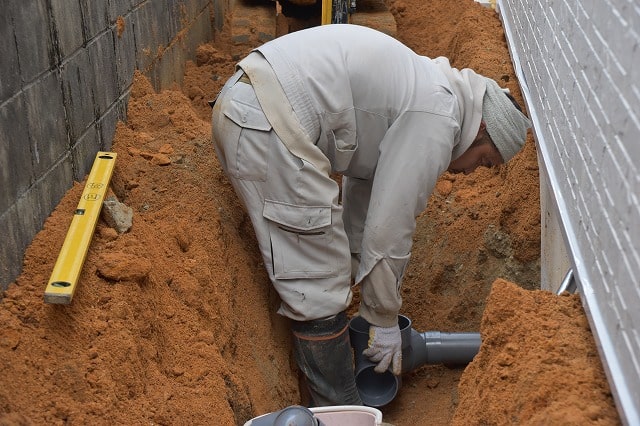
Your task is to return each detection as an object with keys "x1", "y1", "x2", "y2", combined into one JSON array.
[{"x1": 363, "y1": 324, "x2": 402, "y2": 375}]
